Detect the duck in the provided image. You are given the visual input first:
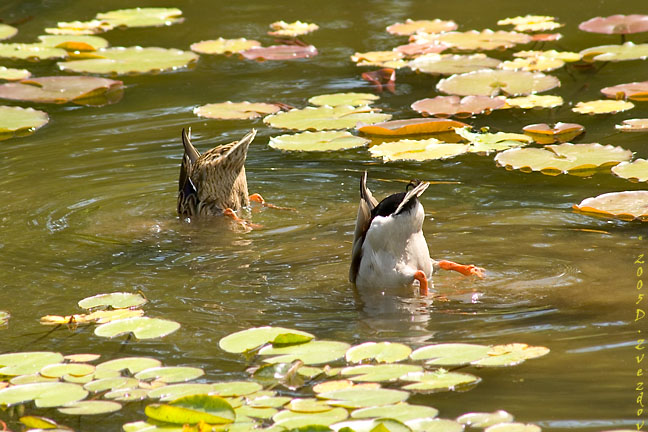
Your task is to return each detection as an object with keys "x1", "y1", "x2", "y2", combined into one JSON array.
[
  {"x1": 177, "y1": 128, "x2": 266, "y2": 224},
  {"x1": 349, "y1": 172, "x2": 484, "y2": 296}
]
